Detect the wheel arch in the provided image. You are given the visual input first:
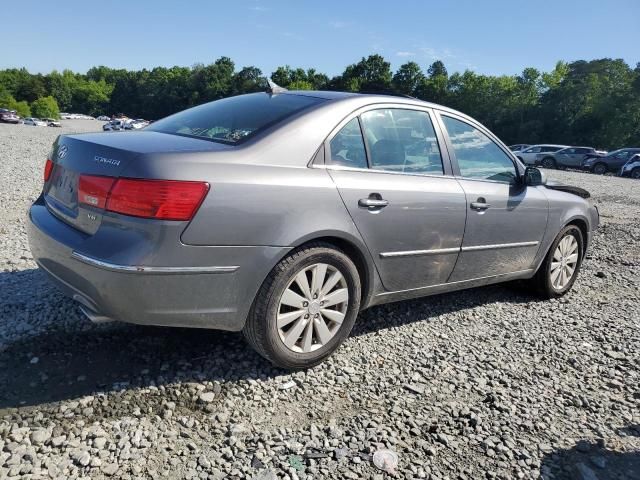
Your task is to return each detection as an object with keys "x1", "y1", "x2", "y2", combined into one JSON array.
[
  {"x1": 592, "y1": 161, "x2": 607, "y2": 172},
  {"x1": 565, "y1": 217, "x2": 589, "y2": 255},
  {"x1": 289, "y1": 231, "x2": 379, "y2": 309}
]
